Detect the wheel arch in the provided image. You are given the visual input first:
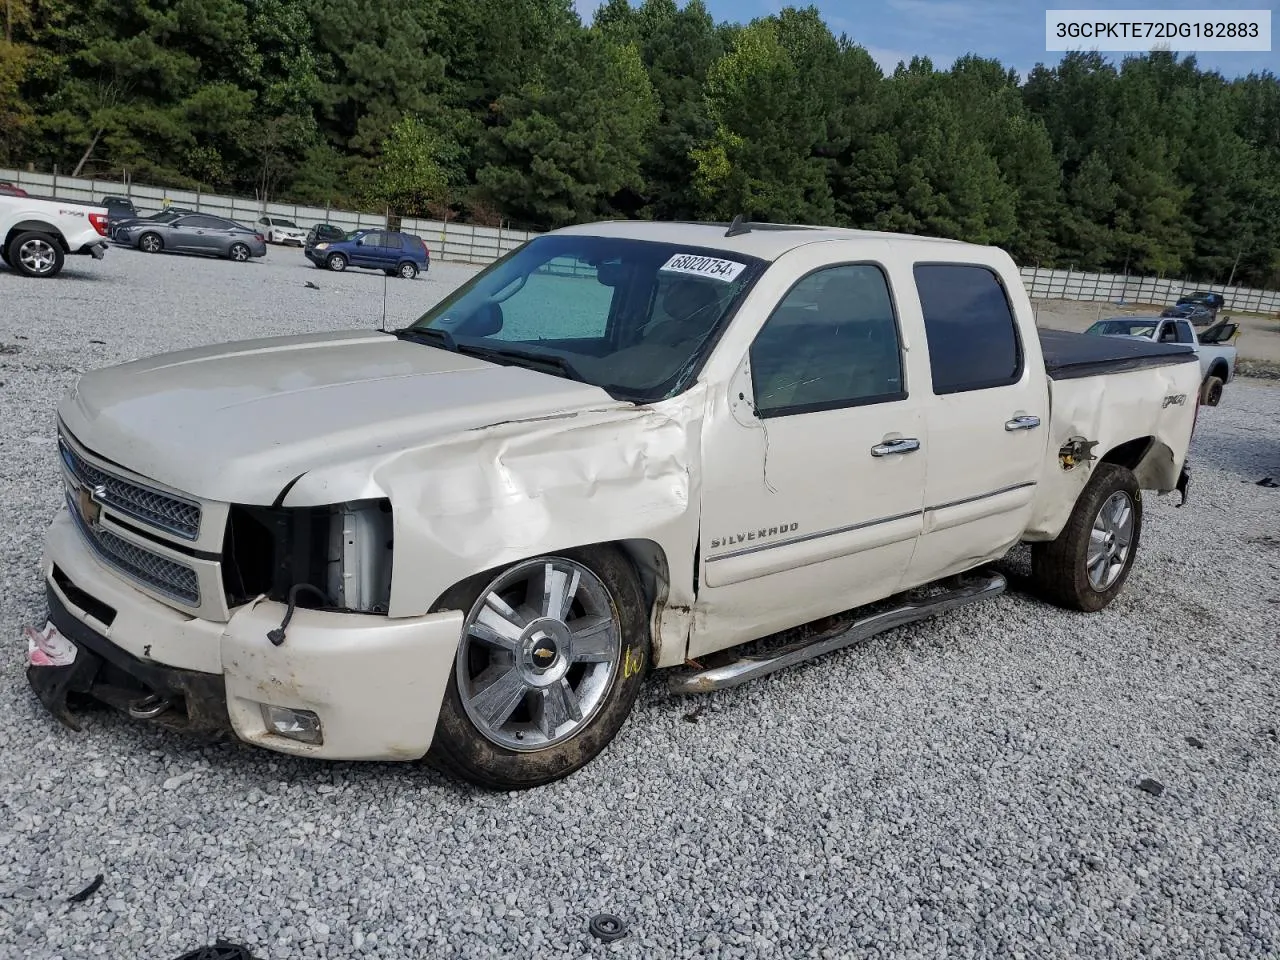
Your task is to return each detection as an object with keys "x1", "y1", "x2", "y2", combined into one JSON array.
[
  {"x1": 1206, "y1": 359, "x2": 1230, "y2": 383},
  {"x1": 1099, "y1": 435, "x2": 1178, "y2": 491},
  {"x1": 5, "y1": 221, "x2": 68, "y2": 252}
]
